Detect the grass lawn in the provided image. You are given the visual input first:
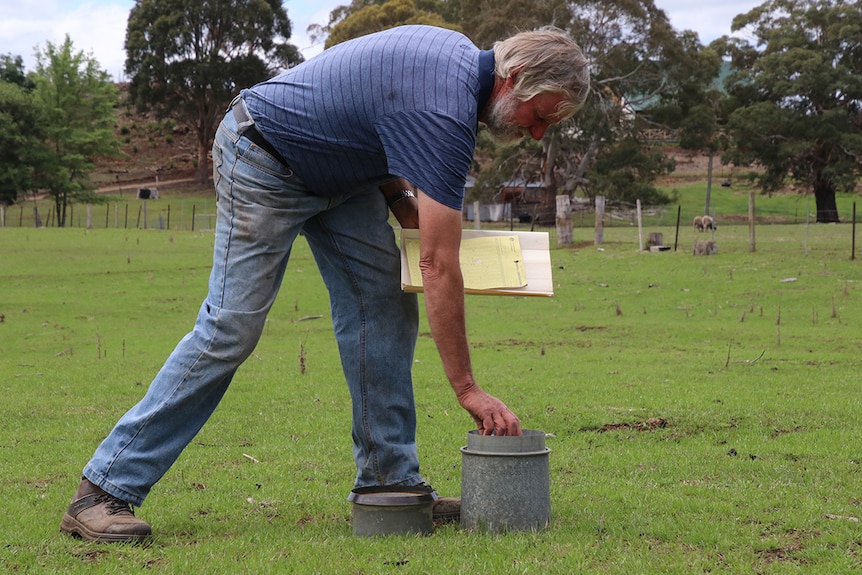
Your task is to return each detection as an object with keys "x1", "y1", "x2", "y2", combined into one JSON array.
[{"x1": 1, "y1": 218, "x2": 861, "y2": 573}]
